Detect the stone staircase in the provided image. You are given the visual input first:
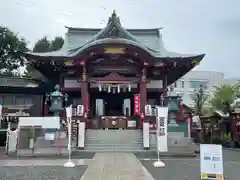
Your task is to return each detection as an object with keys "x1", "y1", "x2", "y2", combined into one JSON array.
[{"x1": 84, "y1": 130, "x2": 144, "y2": 152}]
